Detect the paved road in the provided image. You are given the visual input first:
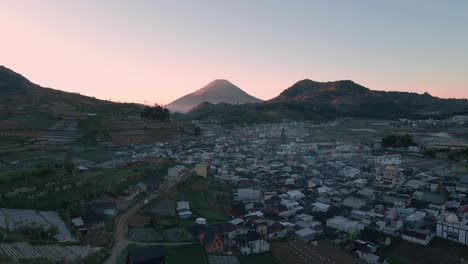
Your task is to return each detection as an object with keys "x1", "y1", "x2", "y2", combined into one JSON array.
[{"x1": 104, "y1": 171, "x2": 193, "y2": 264}]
